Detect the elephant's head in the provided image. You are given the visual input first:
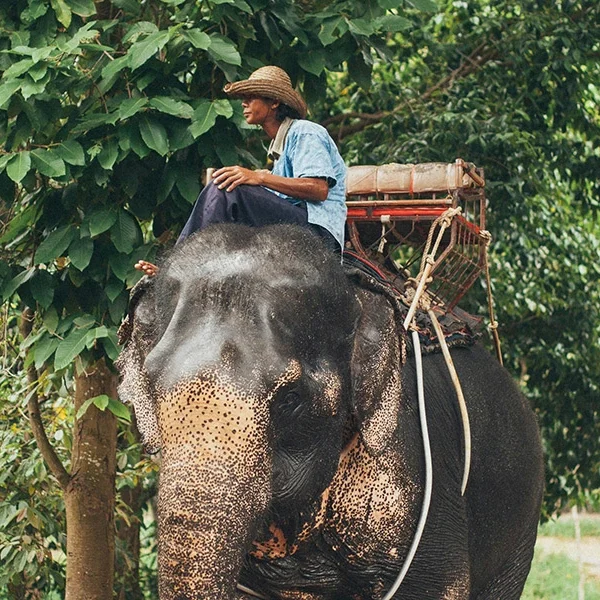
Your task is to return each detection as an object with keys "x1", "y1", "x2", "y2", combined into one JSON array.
[{"x1": 117, "y1": 224, "x2": 406, "y2": 599}]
